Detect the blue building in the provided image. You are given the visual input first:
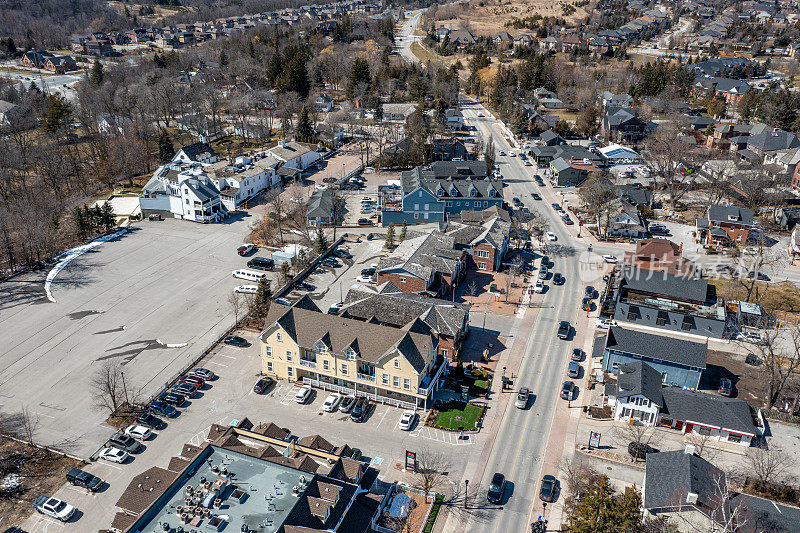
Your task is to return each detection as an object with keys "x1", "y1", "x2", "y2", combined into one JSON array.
[
  {"x1": 602, "y1": 326, "x2": 707, "y2": 390},
  {"x1": 379, "y1": 161, "x2": 503, "y2": 225}
]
